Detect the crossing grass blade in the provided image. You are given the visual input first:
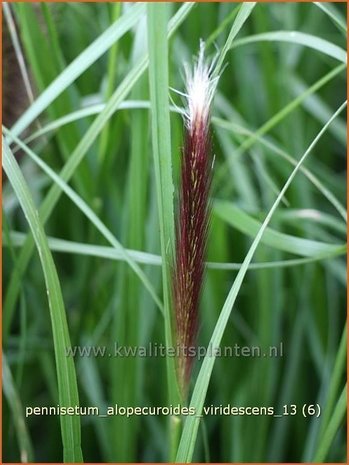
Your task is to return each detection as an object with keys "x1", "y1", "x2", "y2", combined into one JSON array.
[{"x1": 2, "y1": 138, "x2": 83, "y2": 463}]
